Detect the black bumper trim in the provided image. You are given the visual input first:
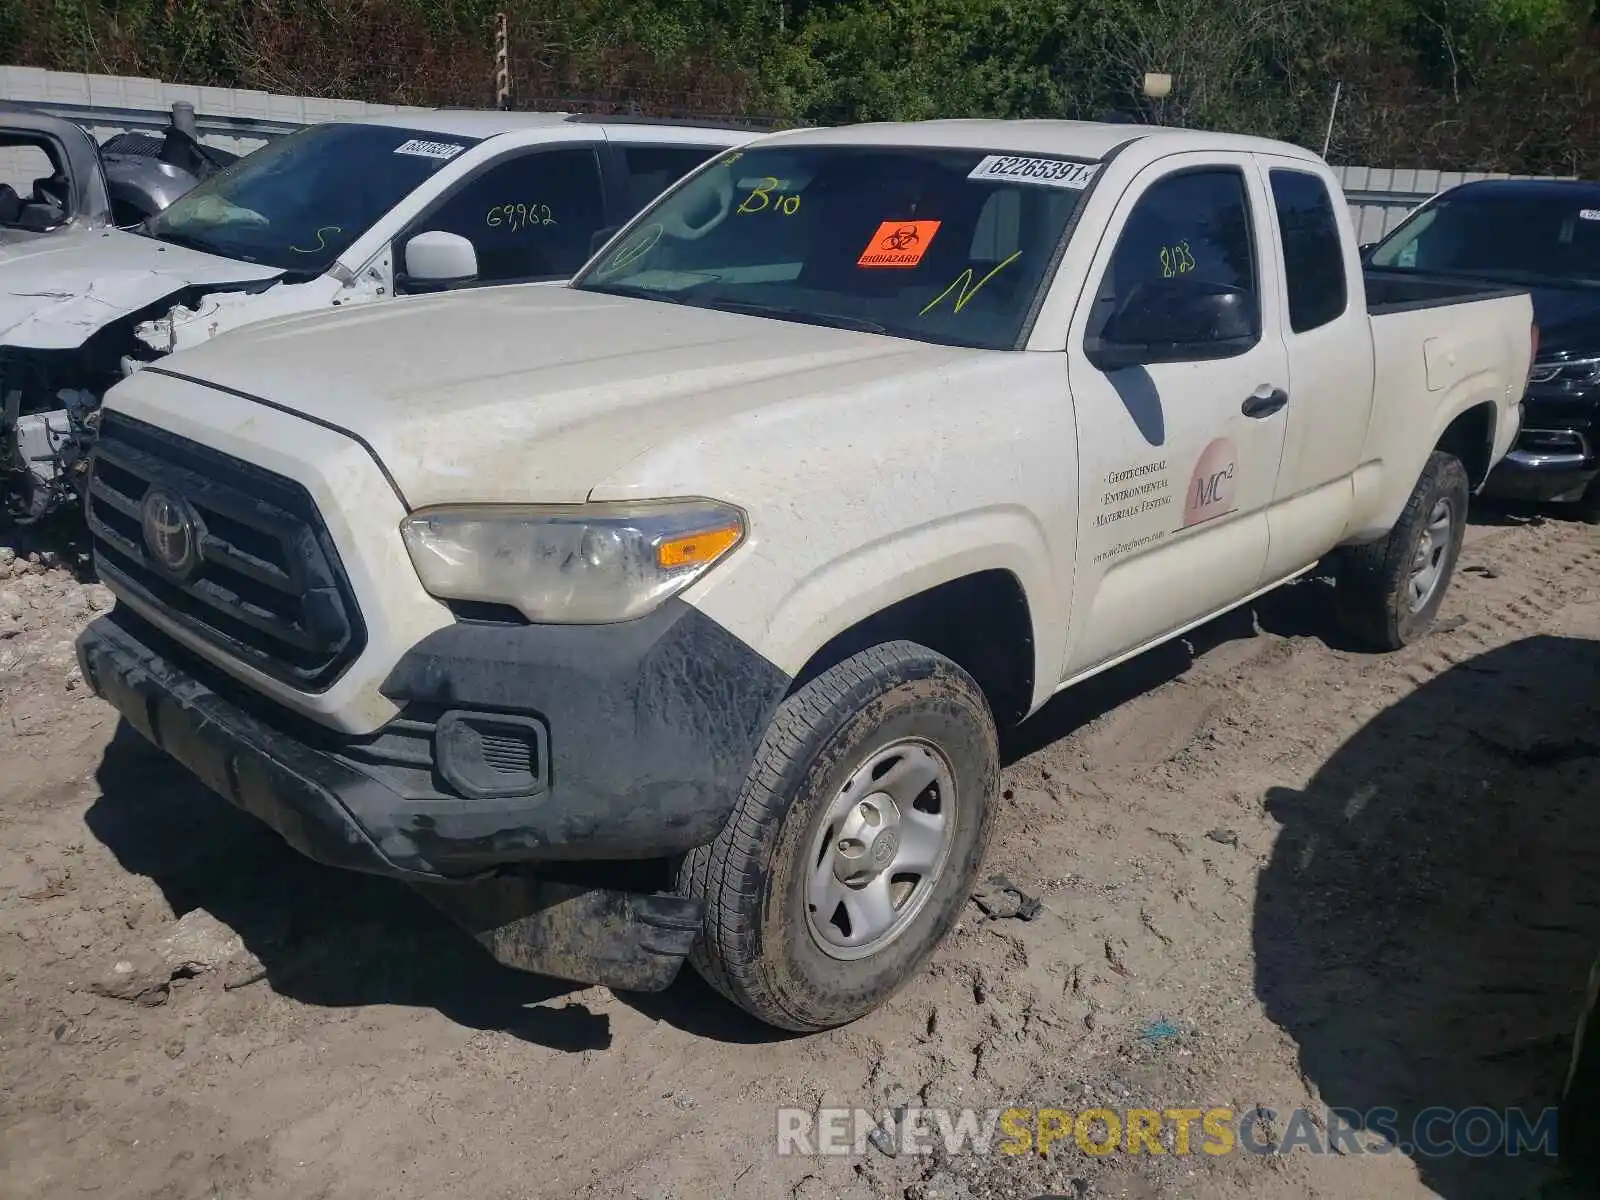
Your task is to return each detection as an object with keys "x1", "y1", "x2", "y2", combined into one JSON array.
[
  {"x1": 416, "y1": 876, "x2": 705, "y2": 992},
  {"x1": 78, "y1": 610, "x2": 446, "y2": 880},
  {"x1": 77, "y1": 600, "x2": 792, "y2": 881},
  {"x1": 1484, "y1": 456, "x2": 1600, "y2": 504}
]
